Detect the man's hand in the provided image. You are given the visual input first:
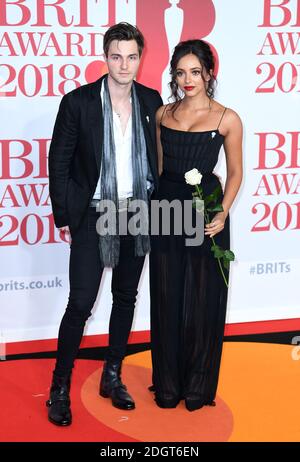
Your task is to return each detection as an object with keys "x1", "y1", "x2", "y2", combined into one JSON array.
[
  {"x1": 59, "y1": 226, "x2": 71, "y2": 244},
  {"x1": 59, "y1": 226, "x2": 70, "y2": 234}
]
